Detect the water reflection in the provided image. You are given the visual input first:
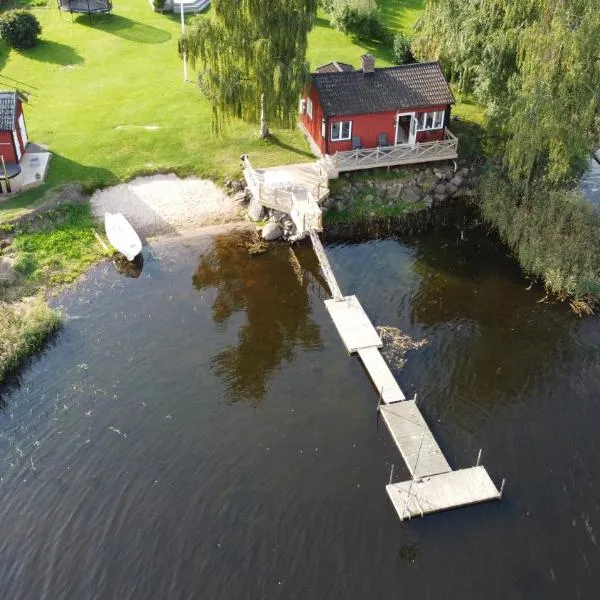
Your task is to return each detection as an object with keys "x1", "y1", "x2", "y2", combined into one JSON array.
[
  {"x1": 408, "y1": 228, "x2": 578, "y2": 431},
  {"x1": 193, "y1": 233, "x2": 322, "y2": 404}
]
